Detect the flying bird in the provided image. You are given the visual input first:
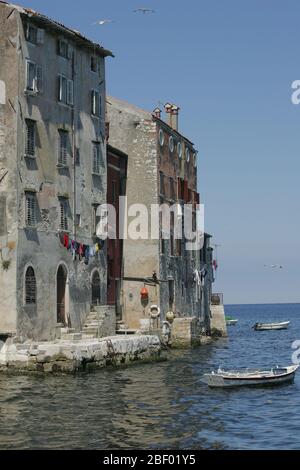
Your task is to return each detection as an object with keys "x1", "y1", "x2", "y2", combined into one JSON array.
[
  {"x1": 133, "y1": 8, "x2": 155, "y2": 14},
  {"x1": 264, "y1": 264, "x2": 284, "y2": 269},
  {"x1": 92, "y1": 19, "x2": 115, "y2": 26}
]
